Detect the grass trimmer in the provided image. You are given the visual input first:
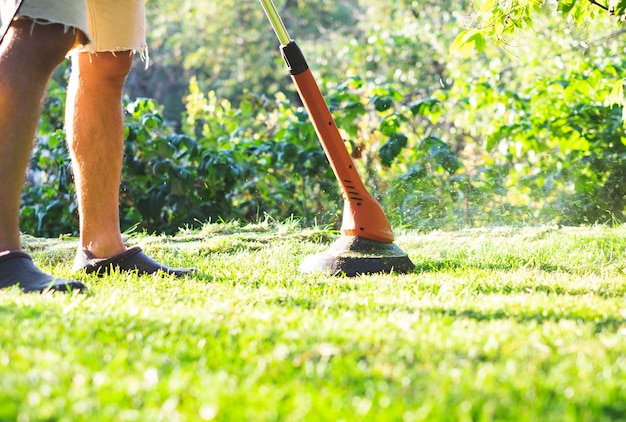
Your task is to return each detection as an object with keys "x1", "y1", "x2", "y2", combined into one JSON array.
[{"x1": 259, "y1": 0, "x2": 414, "y2": 276}]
